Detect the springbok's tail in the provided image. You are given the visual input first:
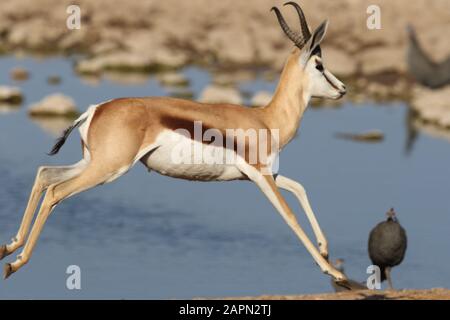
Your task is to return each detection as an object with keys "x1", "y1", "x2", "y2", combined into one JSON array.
[{"x1": 48, "y1": 110, "x2": 90, "y2": 156}]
